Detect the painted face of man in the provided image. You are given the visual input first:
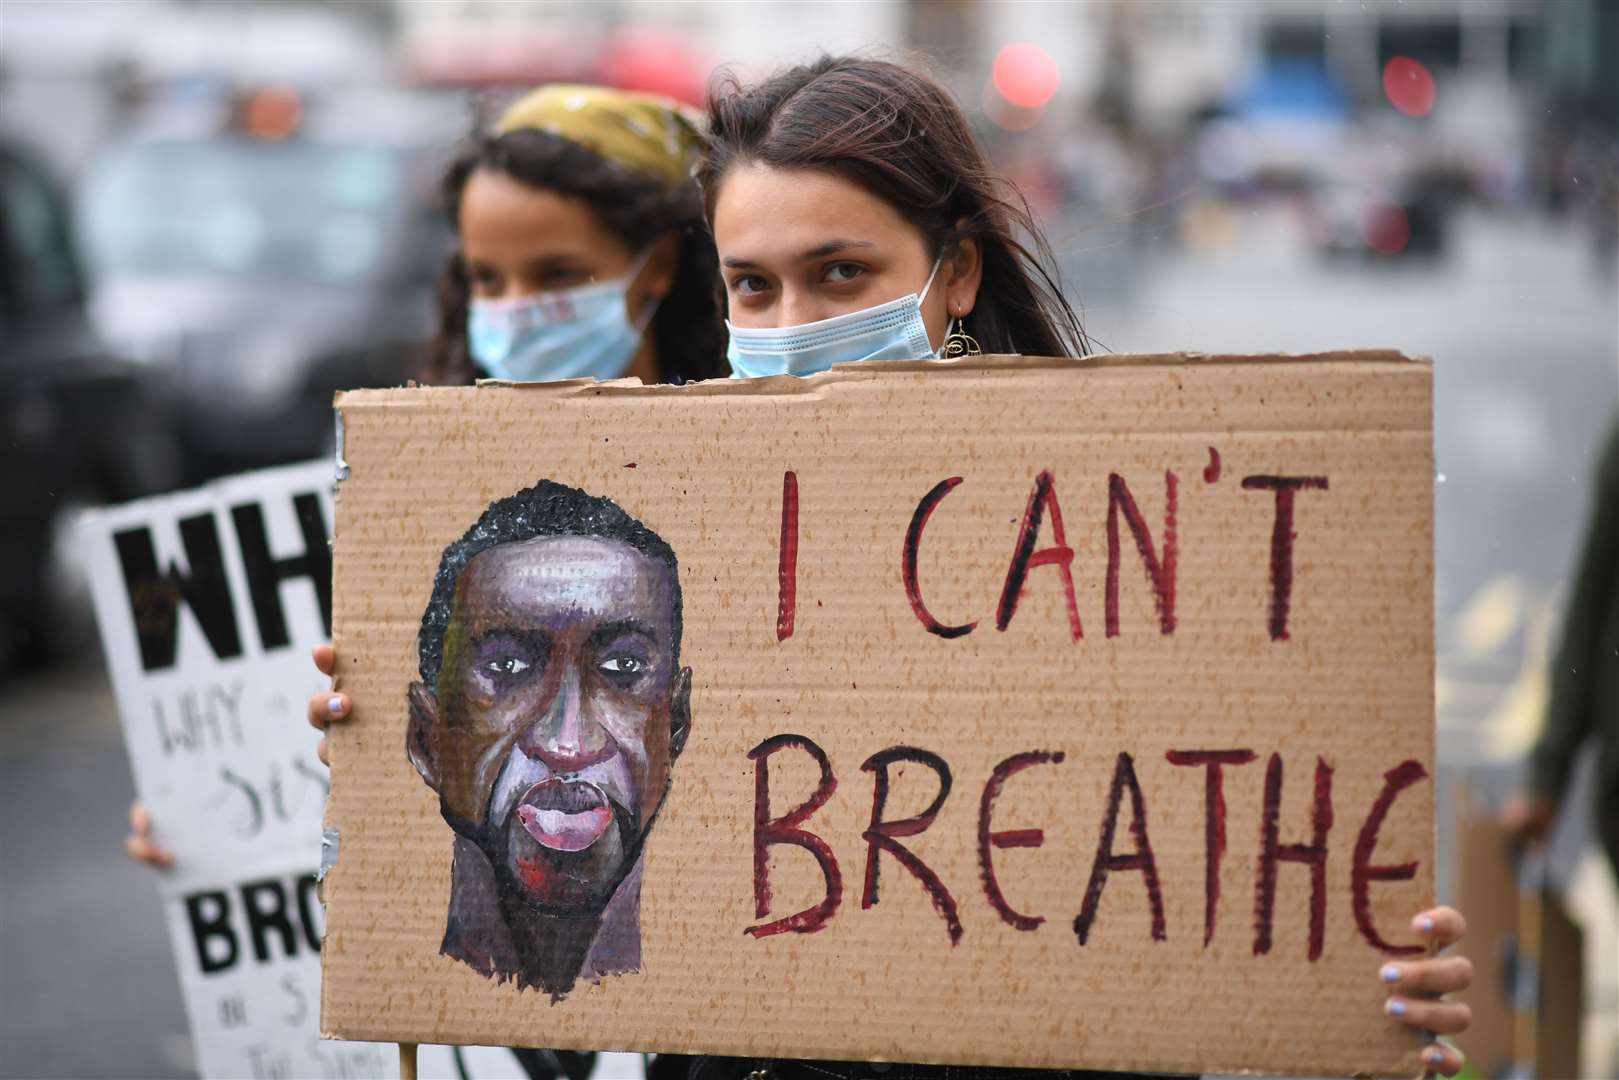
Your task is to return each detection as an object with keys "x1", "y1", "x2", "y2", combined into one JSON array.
[{"x1": 409, "y1": 536, "x2": 690, "y2": 912}]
